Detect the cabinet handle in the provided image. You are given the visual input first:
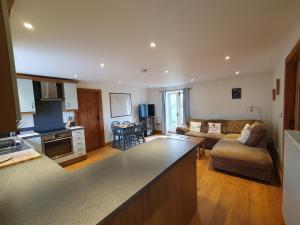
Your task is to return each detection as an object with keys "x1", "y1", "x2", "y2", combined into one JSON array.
[
  {"x1": 67, "y1": 102, "x2": 70, "y2": 108},
  {"x1": 32, "y1": 102, "x2": 34, "y2": 109}
]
